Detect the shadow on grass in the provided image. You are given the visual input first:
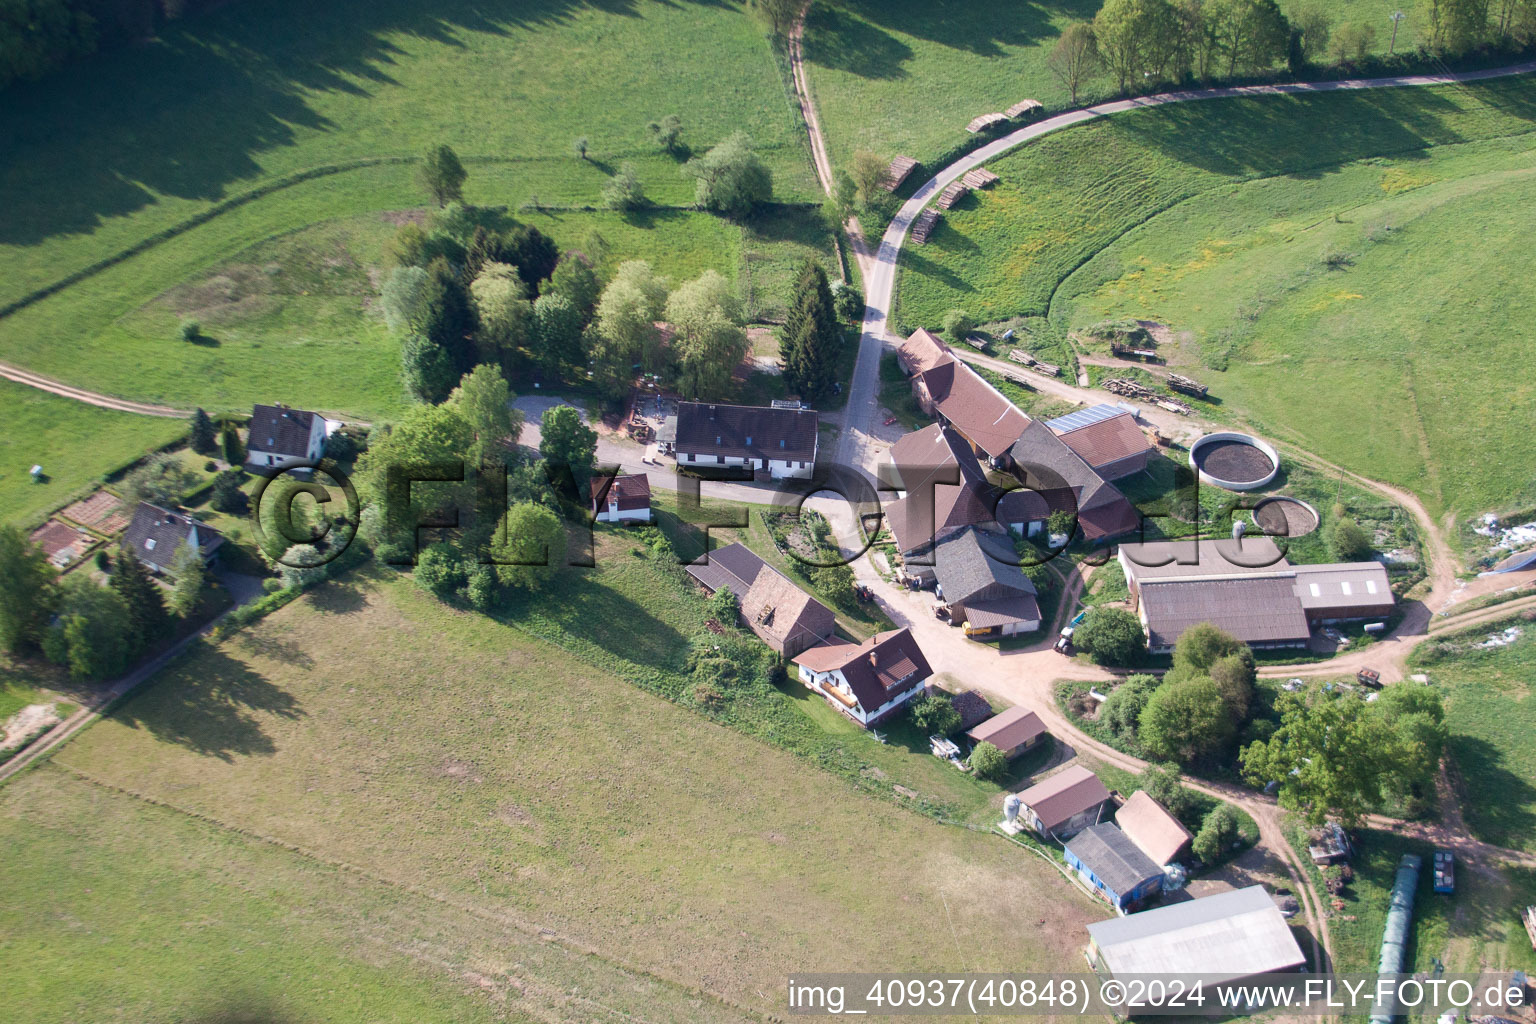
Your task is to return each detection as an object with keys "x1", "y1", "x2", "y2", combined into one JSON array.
[
  {"x1": 108, "y1": 642, "x2": 305, "y2": 761},
  {"x1": 1451, "y1": 735, "x2": 1536, "y2": 850}
]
